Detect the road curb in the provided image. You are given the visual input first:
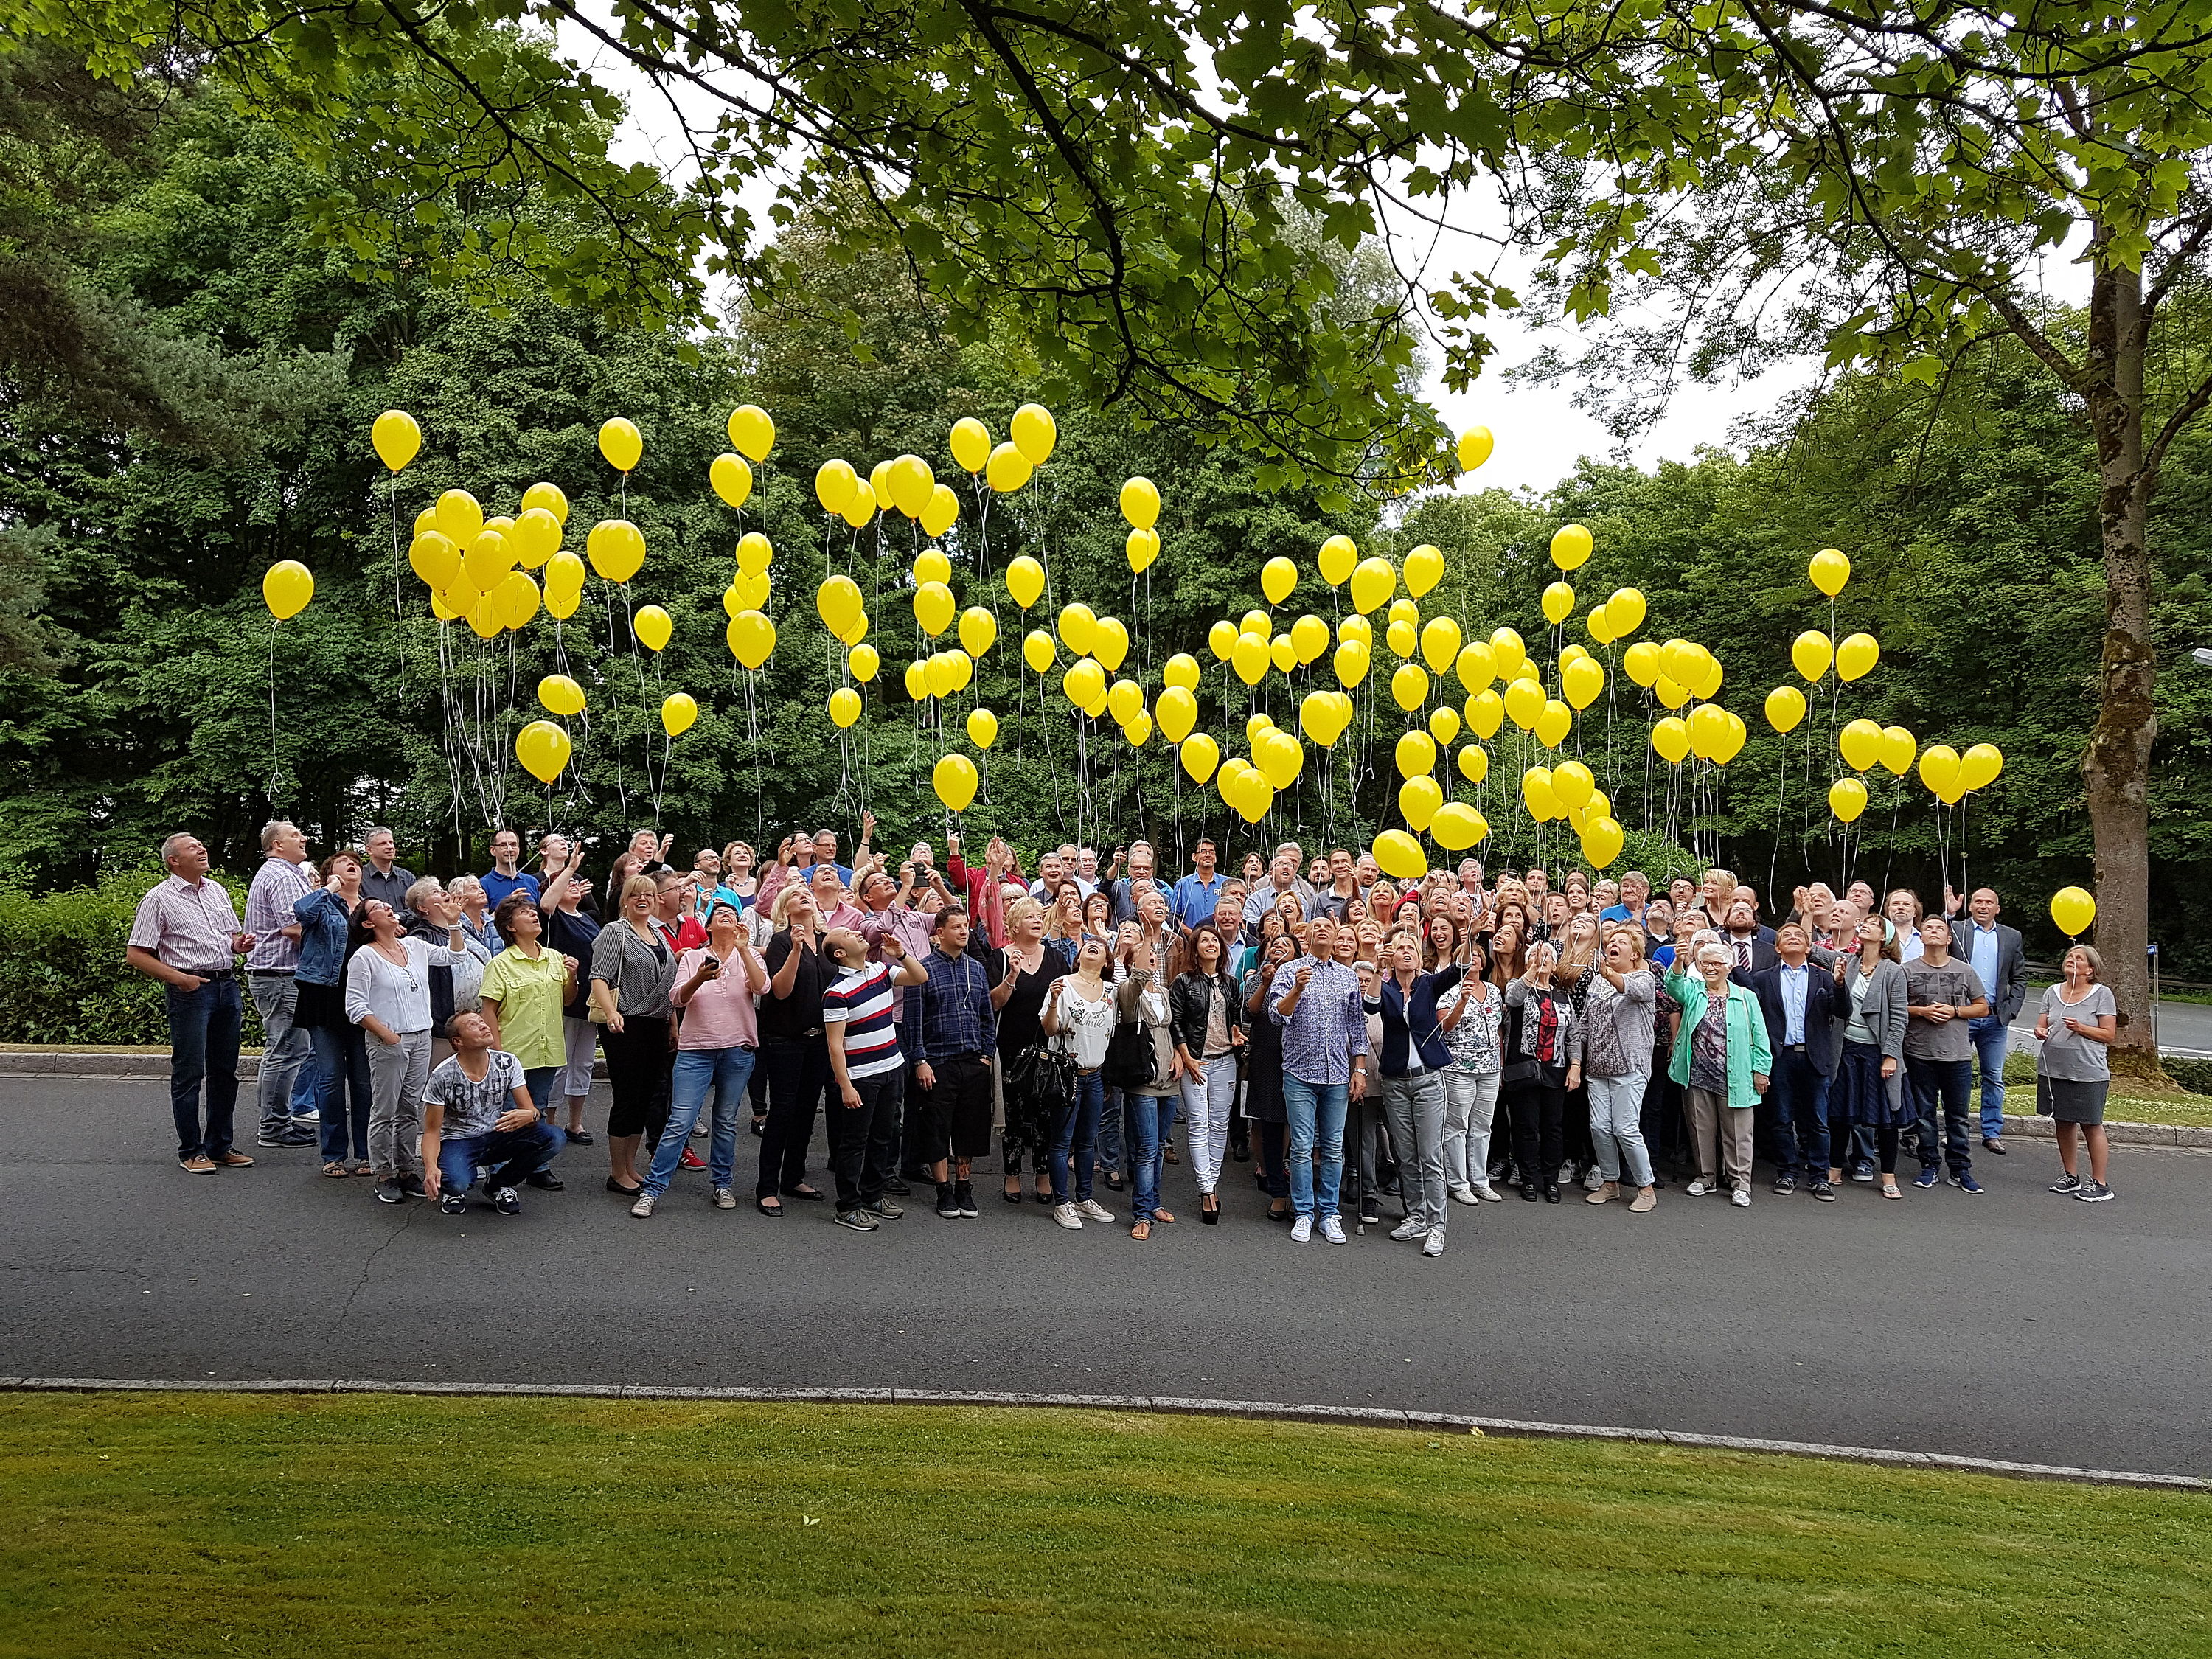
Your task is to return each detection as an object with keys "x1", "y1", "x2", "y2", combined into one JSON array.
[{"x1": 4, "y1": 1377, "x2": 2202, "y2": 1491}]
